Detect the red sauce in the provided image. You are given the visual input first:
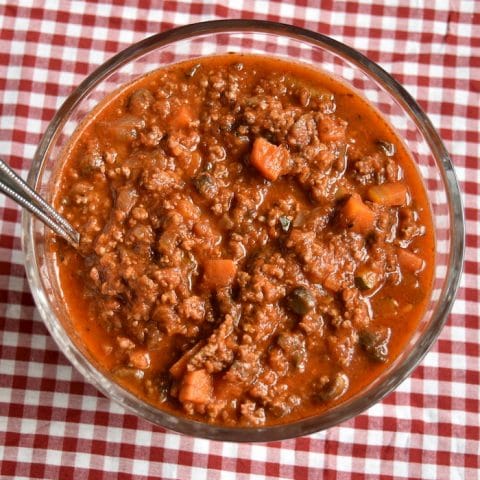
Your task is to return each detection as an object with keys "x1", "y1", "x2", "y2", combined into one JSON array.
[{"x1": 50, "y1": 54, "x2": 434, "y2": 426}]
